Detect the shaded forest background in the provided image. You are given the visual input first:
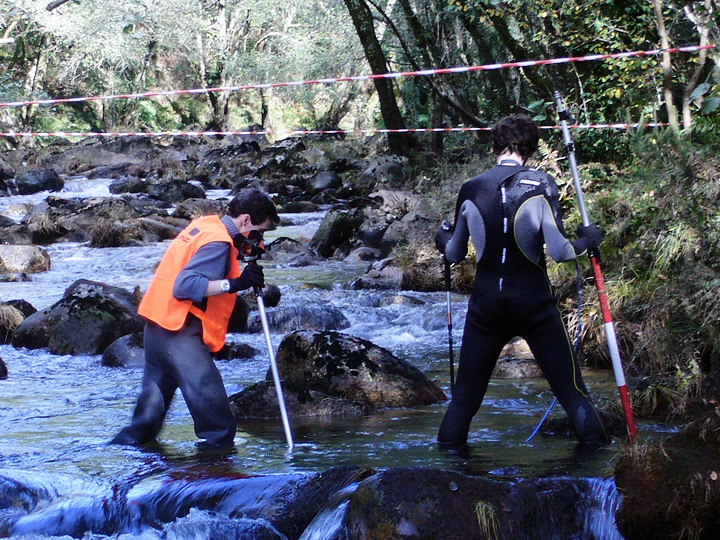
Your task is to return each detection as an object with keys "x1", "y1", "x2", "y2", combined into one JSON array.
[{"x1": 2, "y1": 0, "x2": 720, "y2": 417}]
